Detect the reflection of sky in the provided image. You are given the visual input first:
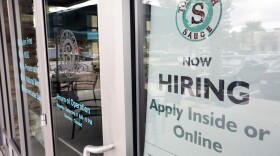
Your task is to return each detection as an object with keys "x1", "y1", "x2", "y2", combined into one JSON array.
[
  {"x1": 231, "y1": 0, "x2": 280, "y2": 32},
  {"x1": 49, "y1": 0, "x2": 97, "y2": 13},
  {"x1": 145, "y1": 0, "x2": 280, "y2": 32}
]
